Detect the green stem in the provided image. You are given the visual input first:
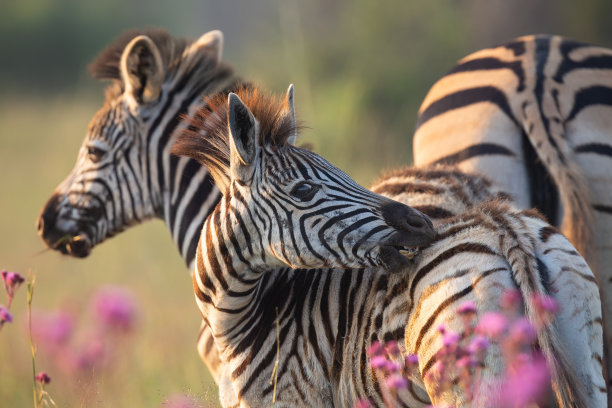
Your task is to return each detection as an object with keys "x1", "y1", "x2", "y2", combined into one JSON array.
[{"x1": 27, "y1": 271, "x2": 38, "y2": 408}]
